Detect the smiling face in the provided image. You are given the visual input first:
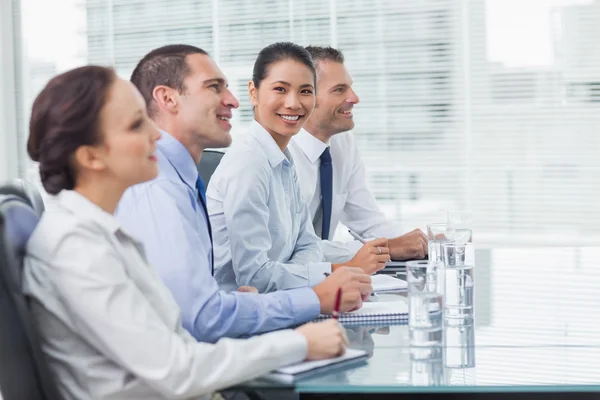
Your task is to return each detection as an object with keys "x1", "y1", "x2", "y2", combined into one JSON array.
[
  {"x1": 304, "y1": 60, "x2": 360, "y2": 141},
  {"x1": 176, "y1": 53, "x2": 240, "y2": 149},
  {"x1": 249, "y1": 58, "x2": 316, "y2": 150}
]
